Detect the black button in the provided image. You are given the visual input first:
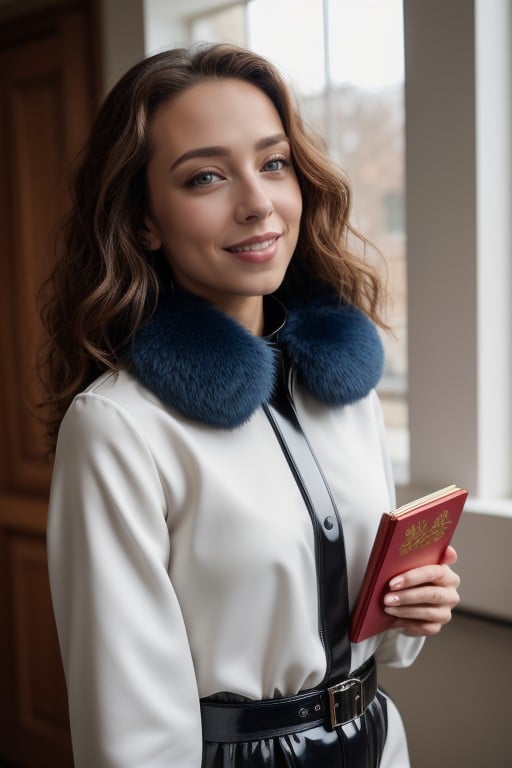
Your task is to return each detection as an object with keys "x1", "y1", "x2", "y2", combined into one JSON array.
[{"x1": 324, "y1": 516, "x2": 334, "y2": 530}]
